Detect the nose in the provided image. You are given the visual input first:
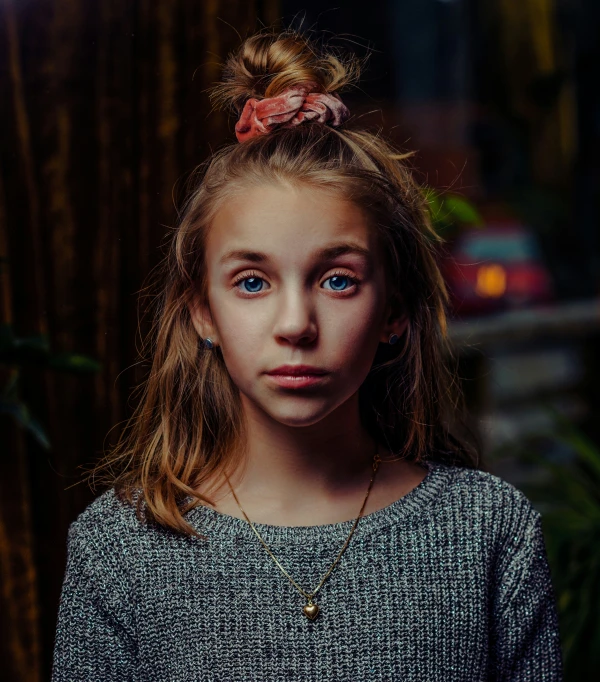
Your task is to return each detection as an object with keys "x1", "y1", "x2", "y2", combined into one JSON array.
[{"x1": 272, "y1": 285, "x2": 318, "y2": 345}]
